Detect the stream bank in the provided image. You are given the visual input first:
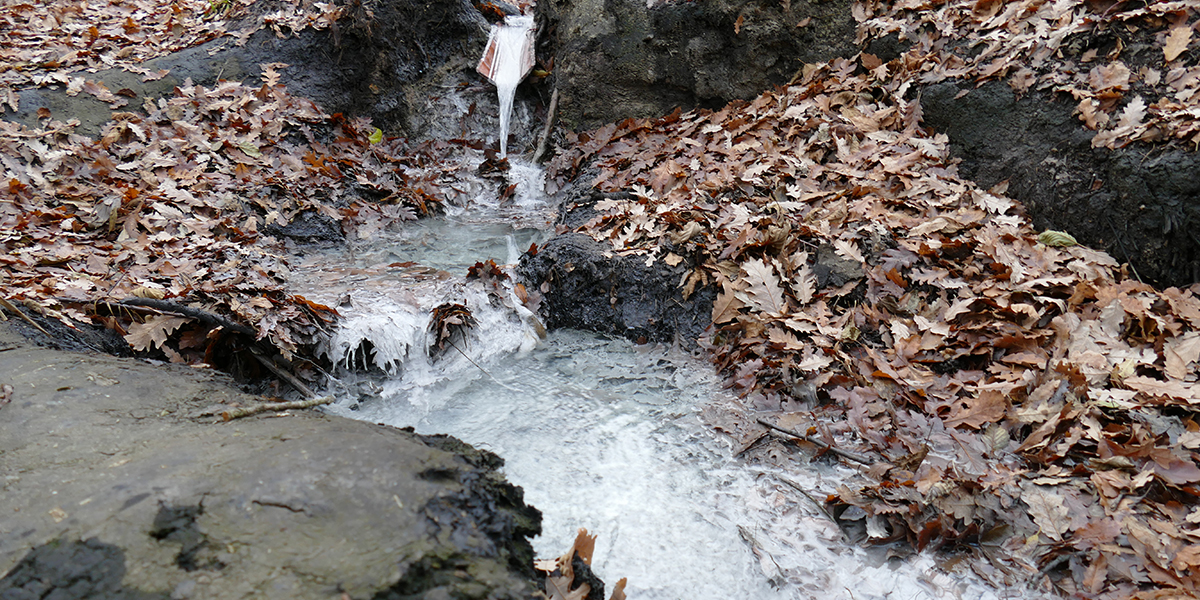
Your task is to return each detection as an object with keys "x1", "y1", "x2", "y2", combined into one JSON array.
[
  {"x1": 3, "y1": 0, "x2": 1199, "y2": 598},
  {"x1": 0, "y1": 321, "x2": 545, "y2": 600}
]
